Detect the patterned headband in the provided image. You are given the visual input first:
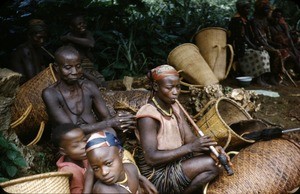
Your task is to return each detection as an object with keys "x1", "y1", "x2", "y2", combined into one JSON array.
[
  {"x1": 85, "y1": 131, "x2": 122, "y2": 153},
  {"x1": 151, "y1": 64, "x2": 179, "y2": 81}
]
